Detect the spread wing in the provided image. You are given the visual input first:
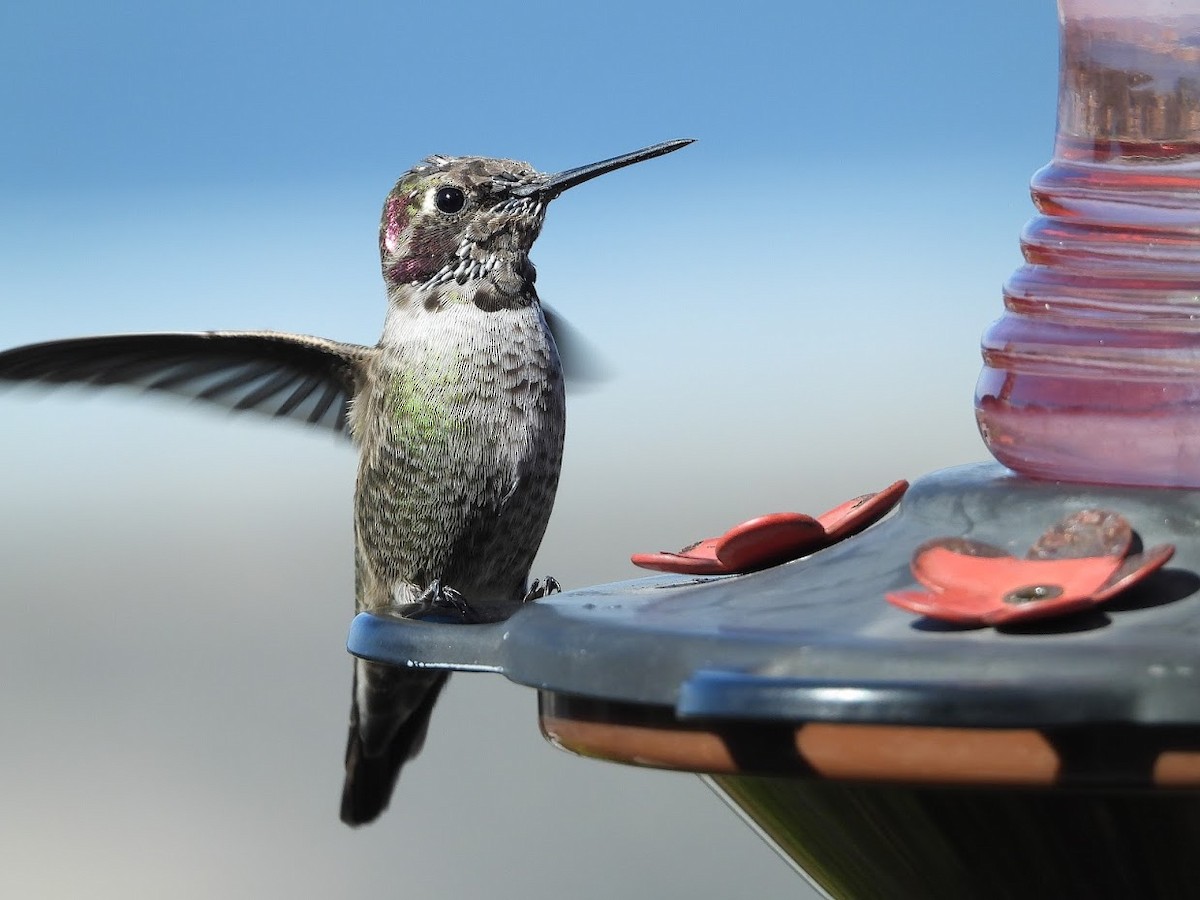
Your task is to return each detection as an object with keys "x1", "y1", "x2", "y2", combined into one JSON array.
[
  {"x1": 542, "y1": 304, "x2": 610, "y2": 388},
  {"x1": 0, "y1": 330, "x2": 372, "y2": 435}
]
